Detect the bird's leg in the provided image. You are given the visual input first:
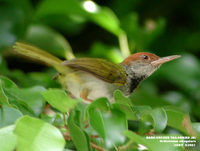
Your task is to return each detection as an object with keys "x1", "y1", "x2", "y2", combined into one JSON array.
[{"x1": 80, "y1": 88, "x2": 92, "y2": 102}]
